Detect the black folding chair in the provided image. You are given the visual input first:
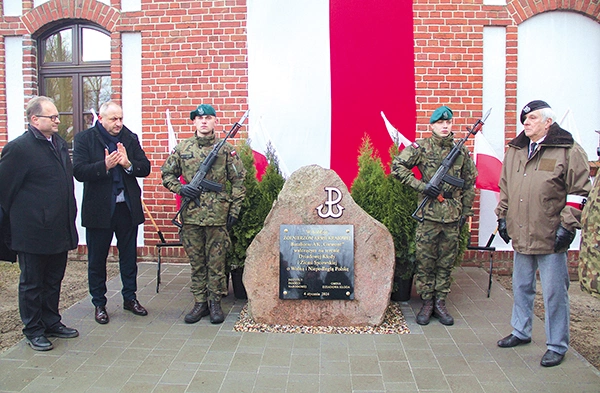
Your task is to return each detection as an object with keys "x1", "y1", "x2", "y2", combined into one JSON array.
[
  {"x1": 155, "y1": 241, "x2": 183, "y2": 293},
  {"x1": 467, "y1": 230, "x2": 497, "y2": 297}
]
